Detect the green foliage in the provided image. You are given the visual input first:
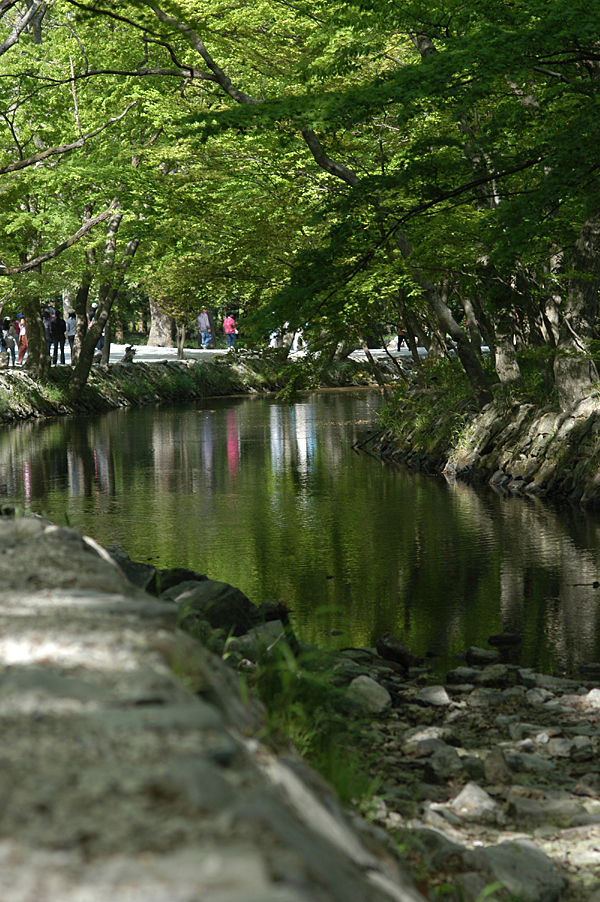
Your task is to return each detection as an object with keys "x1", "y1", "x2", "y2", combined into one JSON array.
[{"x1": 250, "y1": 643, "x2": 376, "y2": 805}]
